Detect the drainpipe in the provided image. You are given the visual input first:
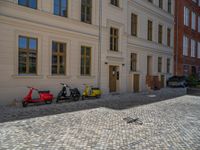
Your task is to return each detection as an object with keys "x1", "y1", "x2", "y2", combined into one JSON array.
[
  {"x1": 175, "y1": 0, "x2": 179, "y2": 76},
  {"x1": 97, "y1": 0, "x2": 102, "y2": 87}
]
